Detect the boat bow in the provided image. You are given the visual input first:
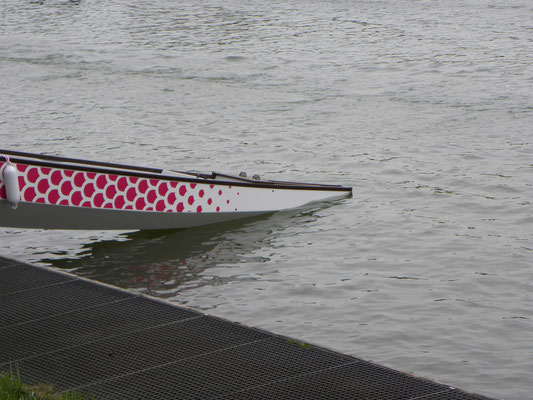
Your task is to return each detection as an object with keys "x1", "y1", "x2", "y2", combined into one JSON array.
[{"x1": 0, "y1": 149, "x2": 352, "y2": 230}]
